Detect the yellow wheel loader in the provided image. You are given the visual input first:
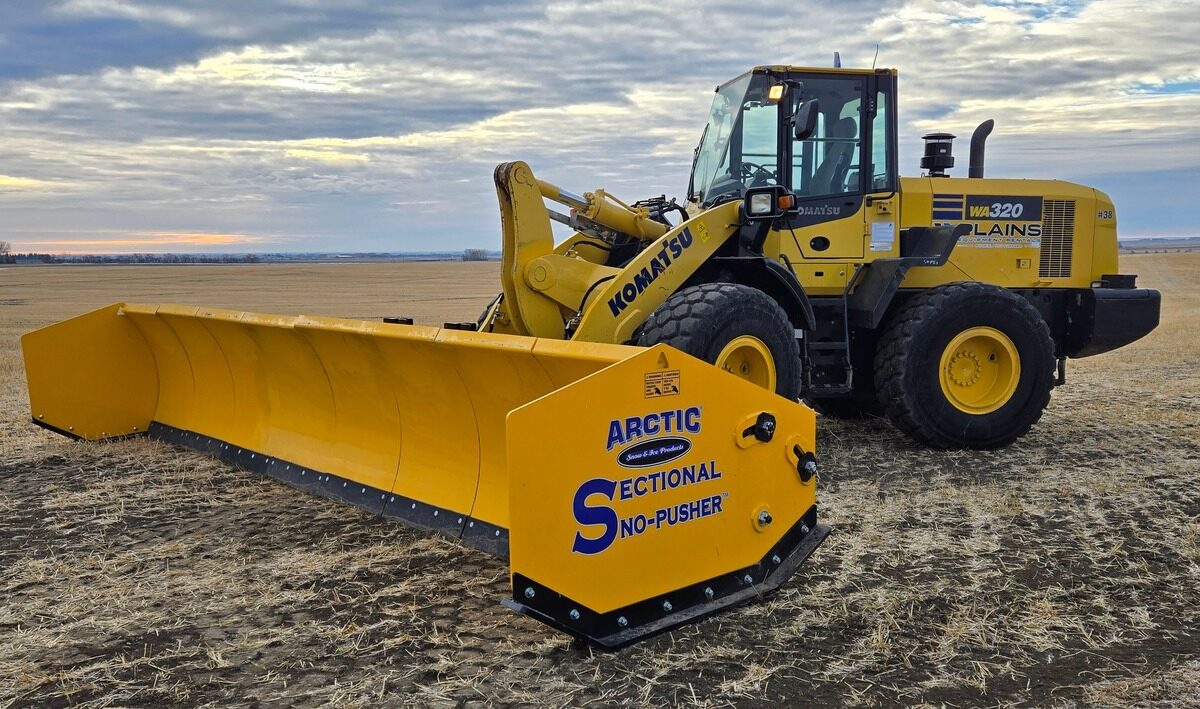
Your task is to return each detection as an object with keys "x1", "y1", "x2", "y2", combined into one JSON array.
[{"x1": 23, "y1": 65, "x2": 1159, "y2": 648}]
